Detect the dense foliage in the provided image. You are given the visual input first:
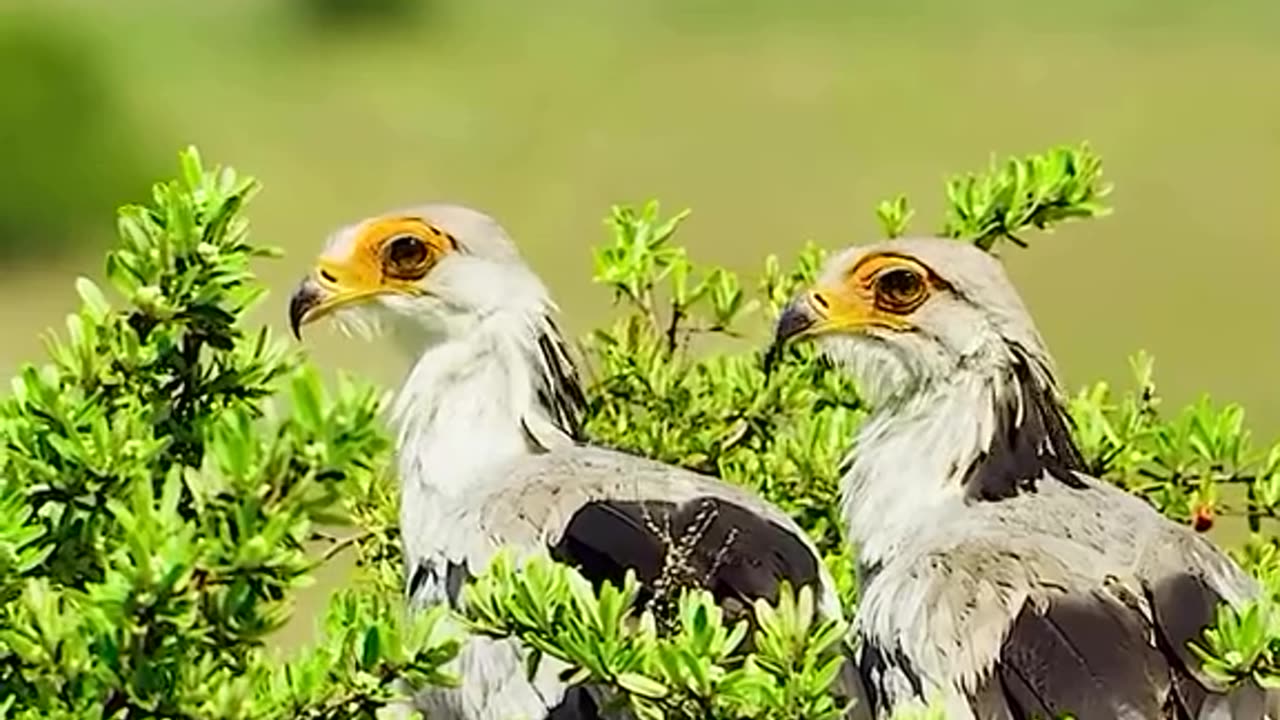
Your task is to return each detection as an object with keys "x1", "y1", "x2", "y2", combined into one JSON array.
[
  {"x1": 0, "y1": 152, "x2": 454, "y2": 719},
  {"x1": 0, "y1": 145, "x2": 1276, "y2": 719}
]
